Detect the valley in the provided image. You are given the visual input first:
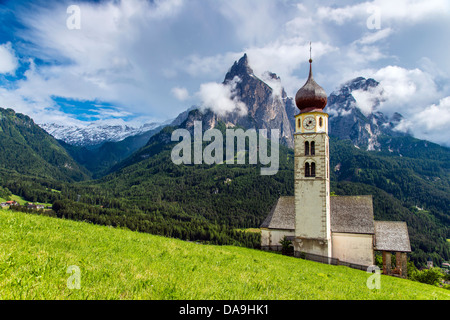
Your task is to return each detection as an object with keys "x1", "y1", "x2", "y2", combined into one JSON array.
[{"x1": 0, "y1": 55, "x2": 448, "y2": 272}]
